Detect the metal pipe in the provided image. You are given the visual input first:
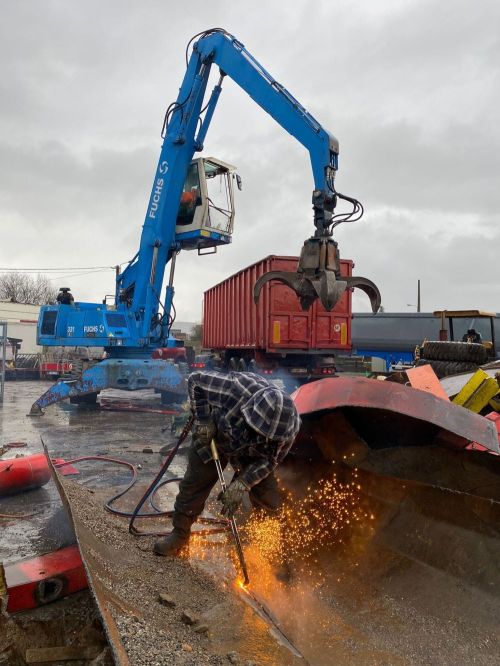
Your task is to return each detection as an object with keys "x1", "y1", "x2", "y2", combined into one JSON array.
[
  {"x1": 161, "y1": 251, "x2": 178, "y2": 343},
  {"x1": 150, "y1": 244, "x2": 159, "y2": 285},
  {"x1": 195, "y1": 74, "x2": 225, "y2": 150},
  {"x1": 210, "y1": 439, "x2": 250, "y2": 586}
]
